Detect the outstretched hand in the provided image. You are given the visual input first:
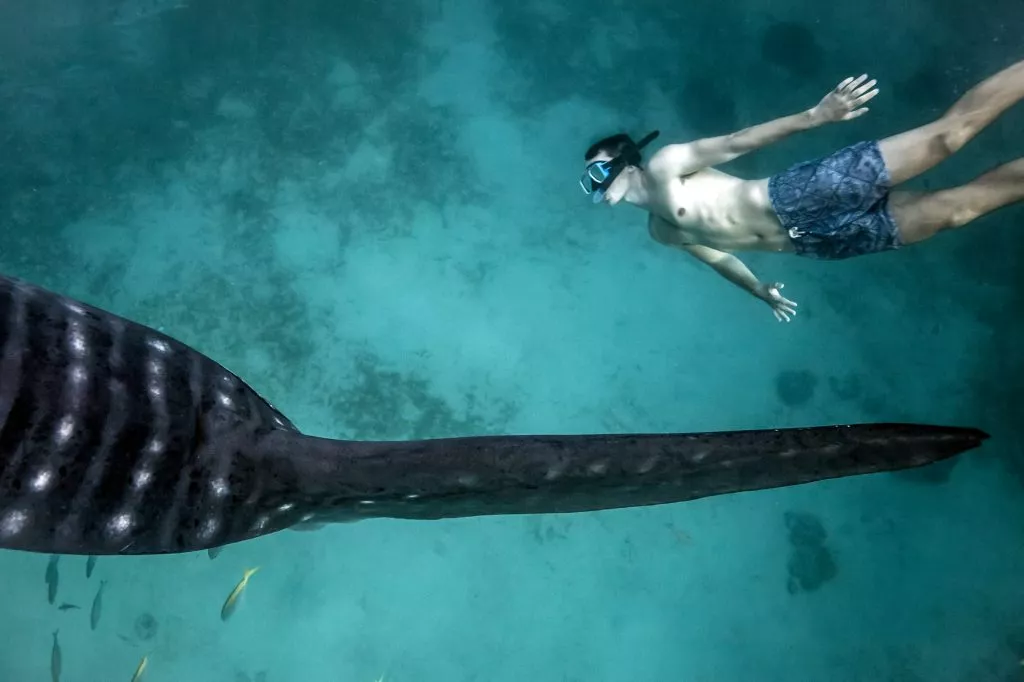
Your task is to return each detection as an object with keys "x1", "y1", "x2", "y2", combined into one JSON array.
[
  {"x1": 809, "y1": 74, "x2": 879, "y2": 124},
  {"x1": 760, "y1": 282, "x2": 798, "y2": 322}
]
